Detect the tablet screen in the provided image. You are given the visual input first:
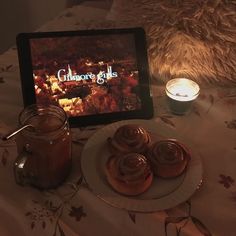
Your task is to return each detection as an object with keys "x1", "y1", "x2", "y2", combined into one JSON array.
[
  {"x1": 17, "y1": 28, "x2": 153, "y2": 126},
  {"x1": 30, "y1": 34, "x2": 142, "y2": 117}
]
